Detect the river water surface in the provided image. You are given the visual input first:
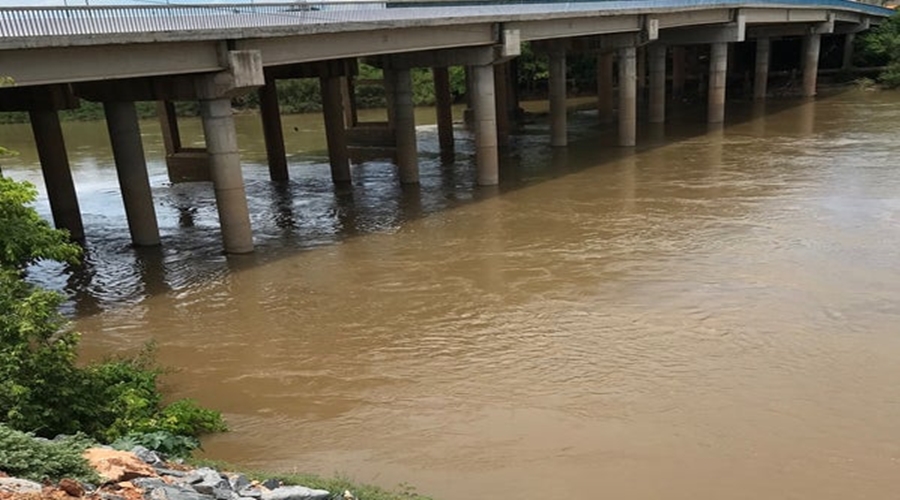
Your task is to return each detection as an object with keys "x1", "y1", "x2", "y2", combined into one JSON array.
[{"x1": 2, "y1": 90, "x2": 900, "y2": 500}]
